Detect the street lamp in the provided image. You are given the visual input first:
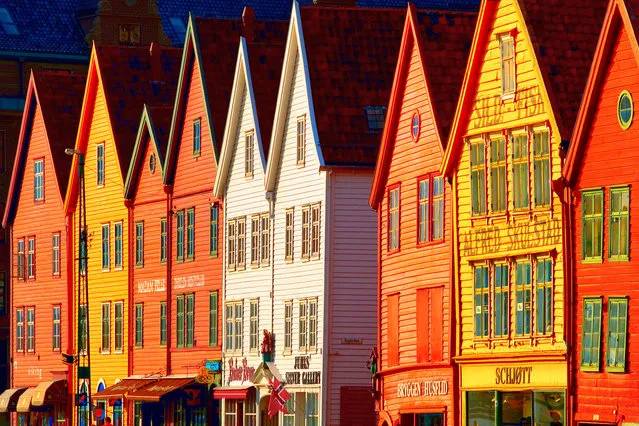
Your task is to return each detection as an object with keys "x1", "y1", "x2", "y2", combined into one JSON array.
[{"x1": 65, "y1": 148, "x2": 92, "y2": 426}]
